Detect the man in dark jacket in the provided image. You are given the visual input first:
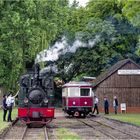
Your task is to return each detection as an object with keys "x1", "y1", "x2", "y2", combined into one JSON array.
[
  {"x1": 2, "y1": 94, "x2": 7, "y2": 121},
  {"x1": 104, "y1": 97, "x2": 109, "y2": 114}
]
